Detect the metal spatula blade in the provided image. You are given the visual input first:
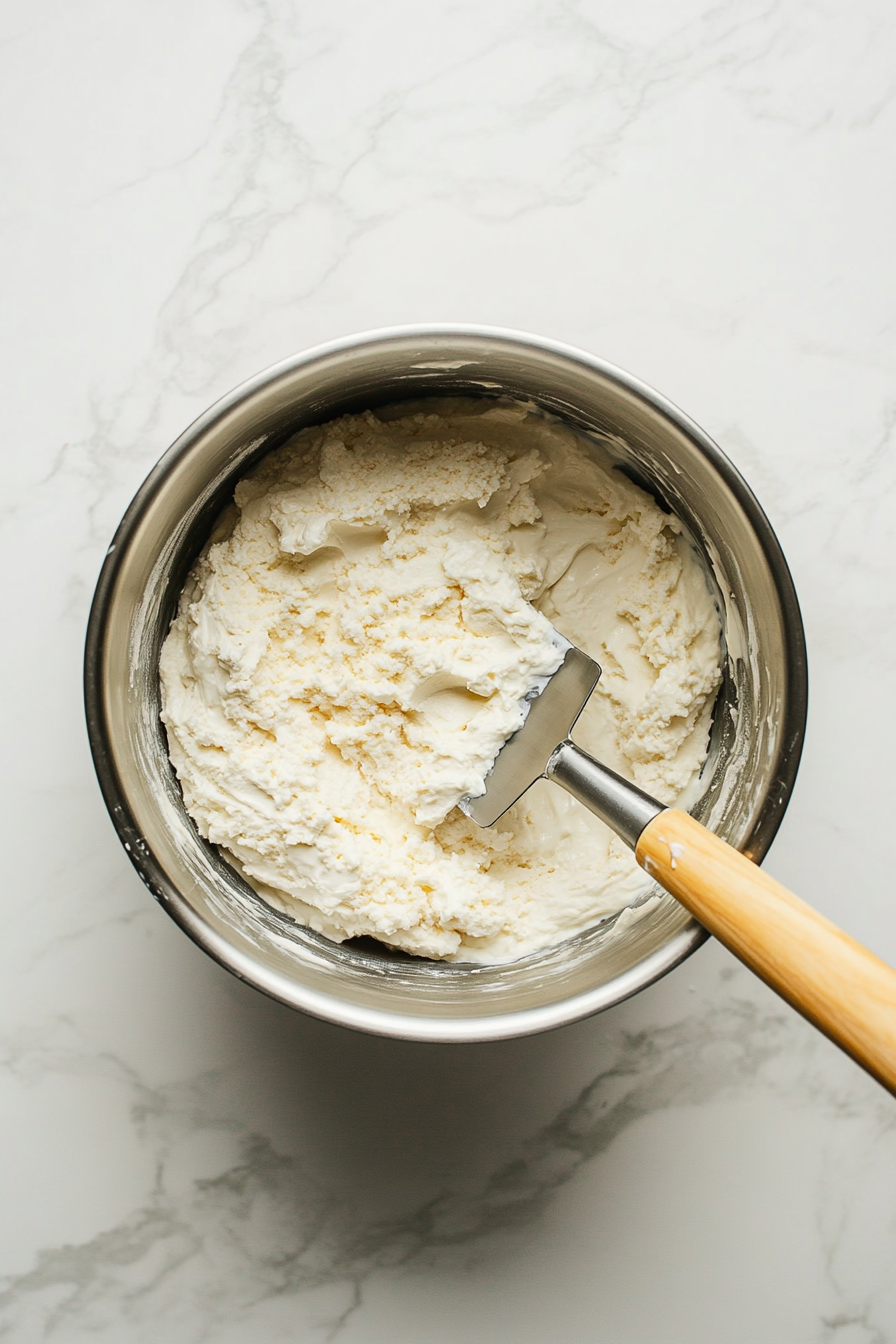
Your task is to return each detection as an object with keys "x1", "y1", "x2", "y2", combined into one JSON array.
[
  {"x1": 459, "y1": 645, "x2": 600, "y2": 826},
  {"x1": 458, "y1": 637, "x2": 663, "y2": 844}
]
